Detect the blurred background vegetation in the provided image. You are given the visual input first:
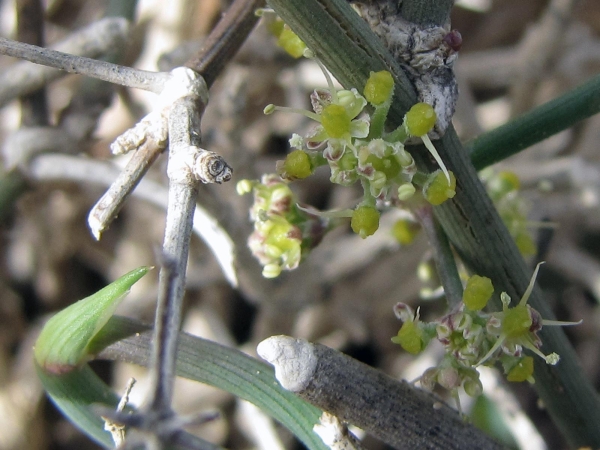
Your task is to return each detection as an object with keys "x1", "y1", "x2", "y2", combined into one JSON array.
[{"x1": 0, "y1": 0, "x2": 599, "y2": 448}]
